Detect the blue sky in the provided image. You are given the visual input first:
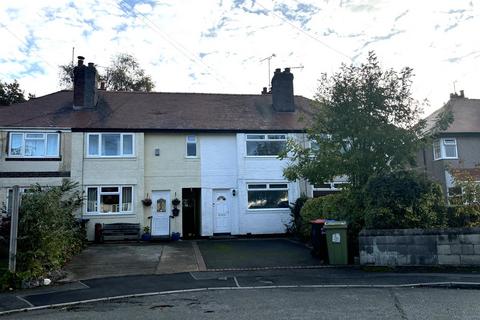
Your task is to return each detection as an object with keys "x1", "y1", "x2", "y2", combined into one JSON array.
[{"x1": 0, "y1": 0, "x2": 479, "y2": 115}]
